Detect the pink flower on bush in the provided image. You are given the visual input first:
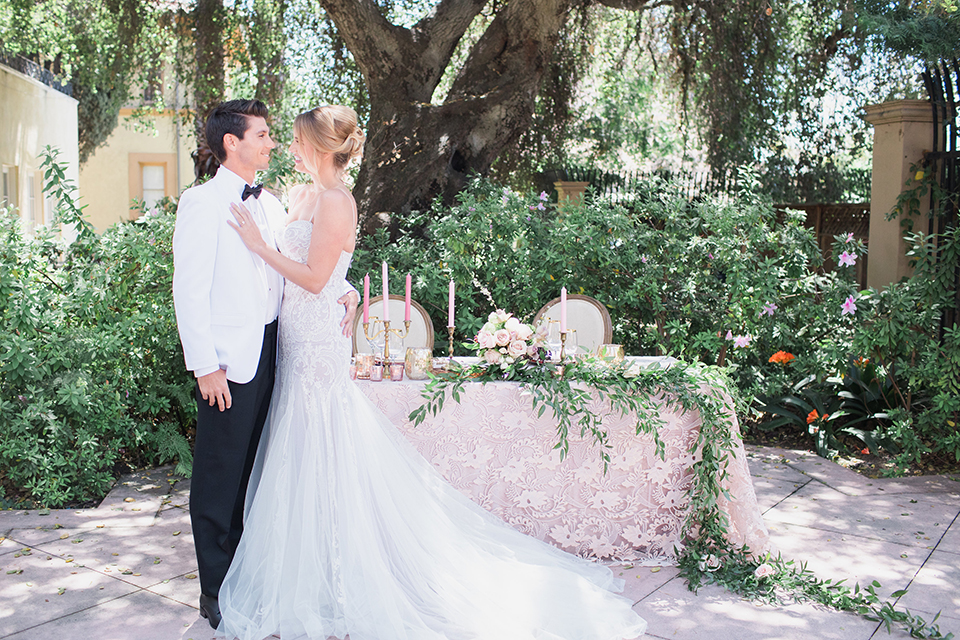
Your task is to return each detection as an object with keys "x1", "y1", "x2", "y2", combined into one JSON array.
[
  {"x1": 839, "y1": 251, "x2": 857, "y2": 267},
  {"x1": 484, "y1": 349, "x2": 502, "y2": 365},
  {"x1": 733, "y1": 335, "x2": 751, "y2": 348},
  {"x1": 841, "y1": 295, "x2": 857, "y2": 316},
  {"x1": 845, "y1": 232, "x2": 854, "y2": 242},
  {"x1": 761, "y1": 302, "x2": 777, "y2": 316},
  {"x1": 494, "y1": 329, "x2": 511, "y2": 346},
  {"x1": 477, "y1": 331, "x2": 496, "y2": 349},
  {"x1": 754, "y1": 563, "x2": 775, "y2": 579},
  {"x1": 725, "y1": 330, "x2": 734, "y2": 341},
  {"x1": 539, "y1": 191, "x2": 548, "y2": 201},
  {"x1": 508, "y1": 340, "x2": 527, "y2": 358}
]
